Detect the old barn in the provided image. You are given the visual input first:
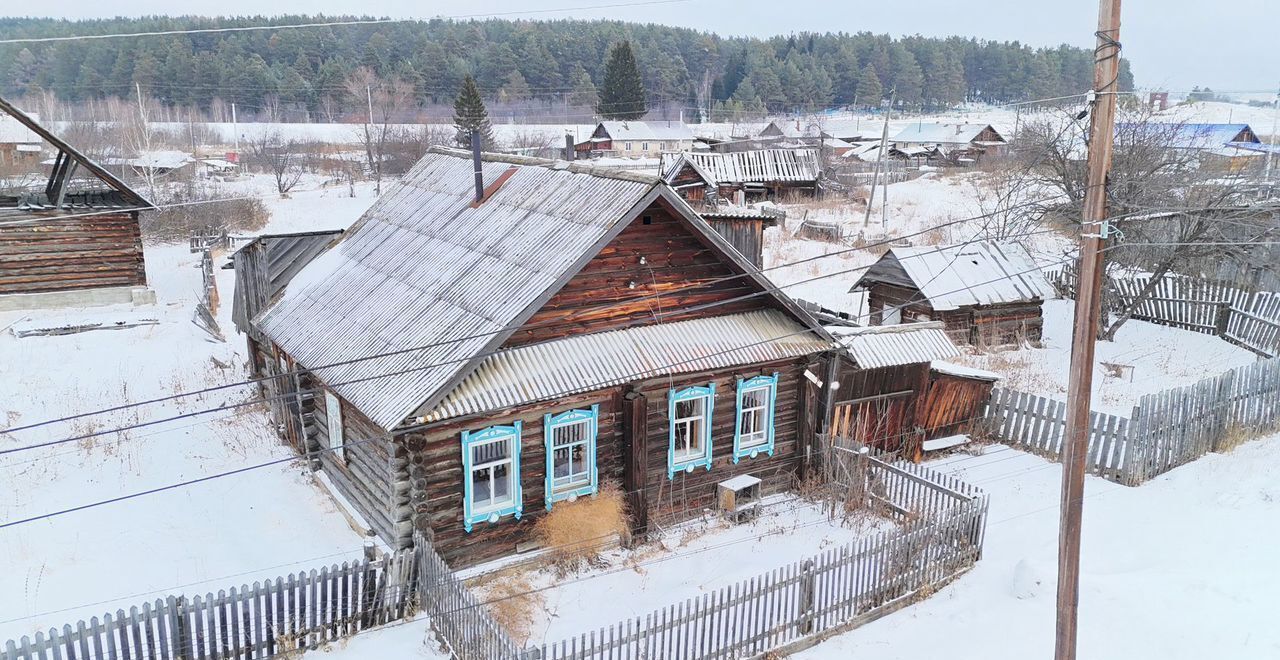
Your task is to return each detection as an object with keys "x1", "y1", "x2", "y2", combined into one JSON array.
[
  {"x1": 0, "y1": 96, "x2": 153, "y2": 310},
  {"x1": 249, "y1": 148, "x2": 840, "y2": 566},
  {"x1": 850, "y1": 241, "x2": 1053, "y2": 346},
  {"x1": 698, "y1": 206, "x2": 784, "y2": 269},
  {"x1": 660, "y1": 149, "x2": 823, "y2": 204}
]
